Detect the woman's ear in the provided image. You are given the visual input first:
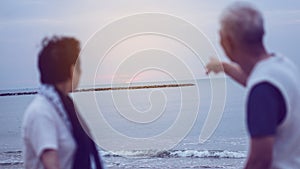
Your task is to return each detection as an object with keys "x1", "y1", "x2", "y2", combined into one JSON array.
[
  {"x1": 69, "y1": 64, "x2": 75, "y2": 79},
  {"x1": 69, "y1": 63, "x2": 81, "y2": 90}
]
